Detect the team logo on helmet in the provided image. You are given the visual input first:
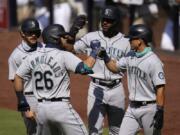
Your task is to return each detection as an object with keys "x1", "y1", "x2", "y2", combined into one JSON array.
[
  {"x1": 30, "y1": 21, "x2": 36, "y2": 28},
  {"x1": 104, "y1": 9, "x2": 113, "y2": 17},
  {"x1": 158, "y1": 72, "x2": 165, "y2": 79}
]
